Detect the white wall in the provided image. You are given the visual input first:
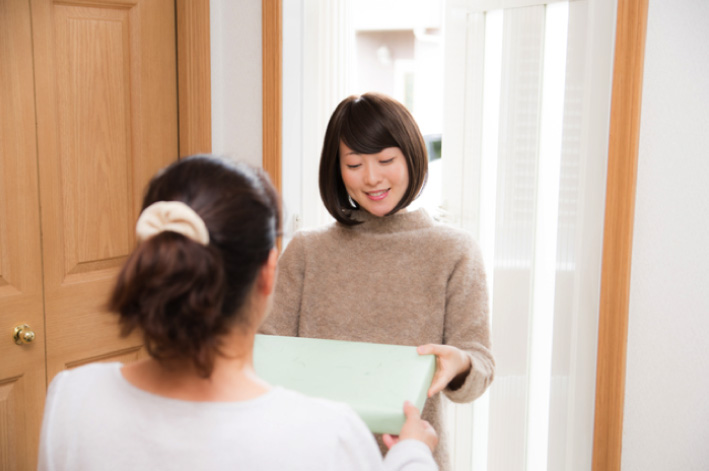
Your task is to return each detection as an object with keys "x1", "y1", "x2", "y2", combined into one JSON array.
[
  {"x1": 210, "y1": 0, "x2": 262, "y2": 168},
  {"x1": 623, "y1": 1, "x2": 709, "y2": 470}
]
